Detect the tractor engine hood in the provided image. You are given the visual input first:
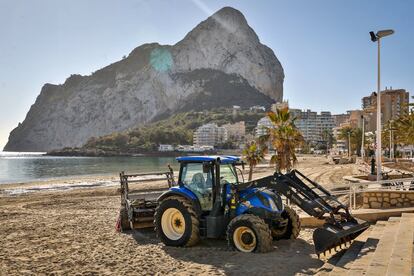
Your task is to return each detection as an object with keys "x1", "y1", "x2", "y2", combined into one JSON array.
[{"x1": 232, "y1": 187, "x2": 284, "y2": 215}]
